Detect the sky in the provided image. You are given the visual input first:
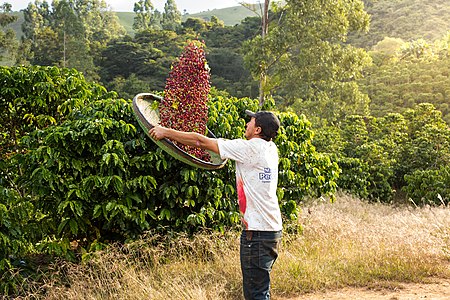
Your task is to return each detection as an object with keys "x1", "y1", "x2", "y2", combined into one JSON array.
[{"x1": 10, "y1": 0, "x2": 259, "y2": 14}]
